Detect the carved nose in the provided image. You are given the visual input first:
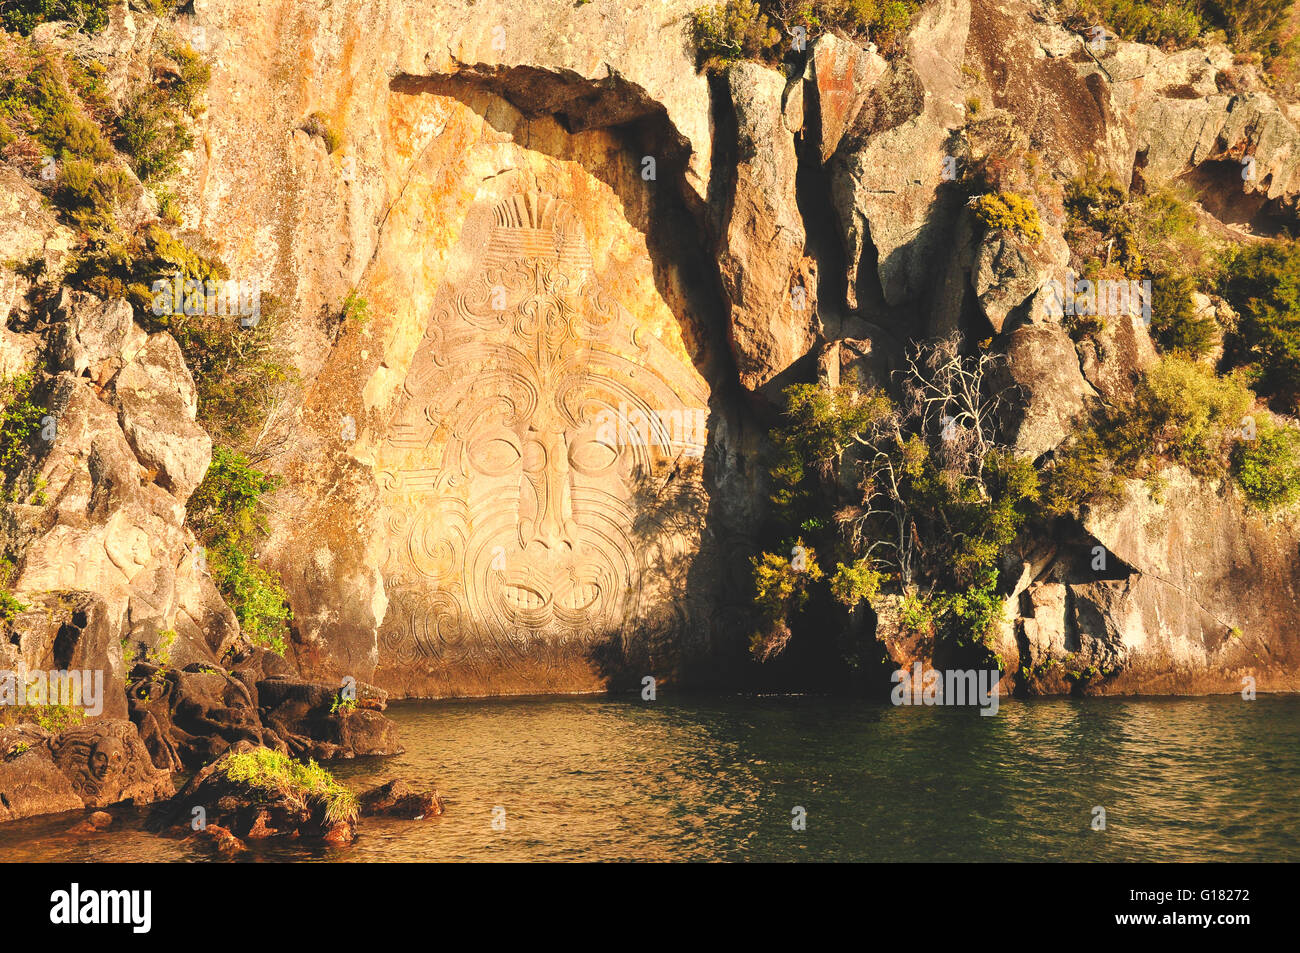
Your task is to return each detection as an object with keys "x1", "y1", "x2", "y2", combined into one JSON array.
[{"x1": 521, "y1": 430, "x2": 575, "y2": 553}]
